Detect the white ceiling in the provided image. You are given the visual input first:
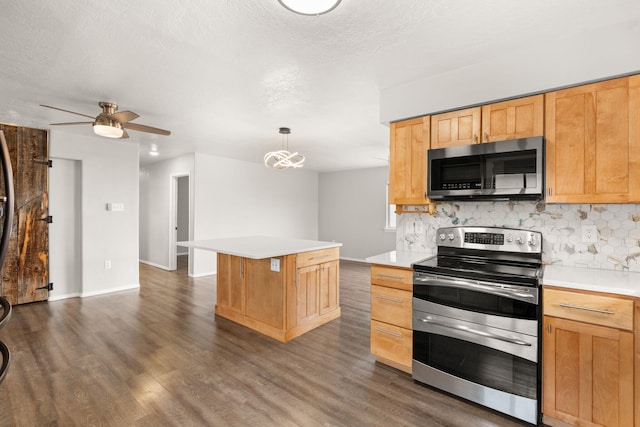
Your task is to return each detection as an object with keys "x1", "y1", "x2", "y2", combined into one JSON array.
[{"x1": 0, "y1": 1, "x2": 637, "y2": 171}]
